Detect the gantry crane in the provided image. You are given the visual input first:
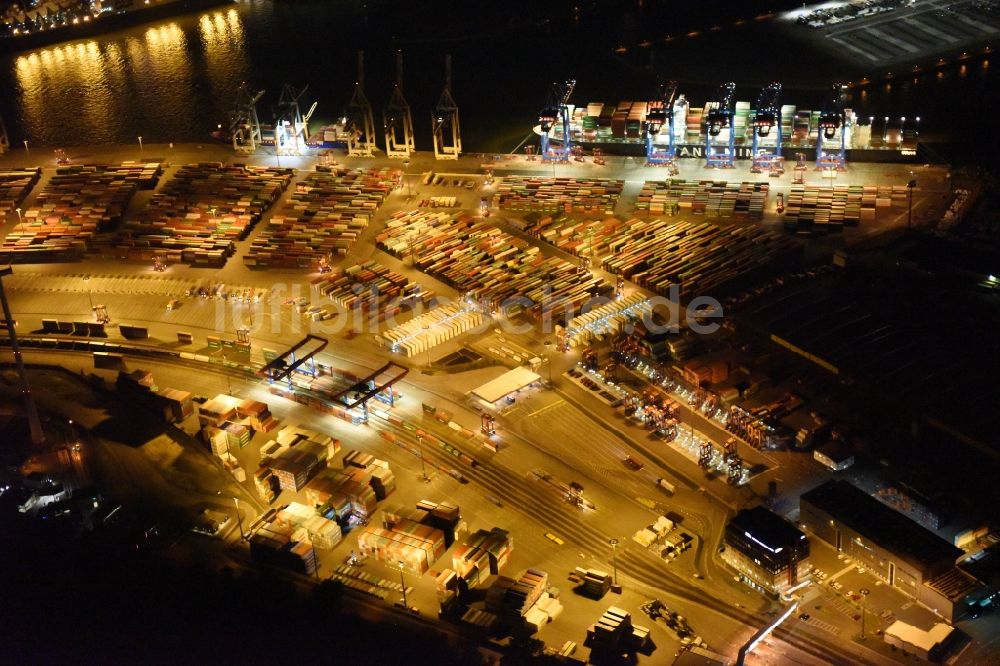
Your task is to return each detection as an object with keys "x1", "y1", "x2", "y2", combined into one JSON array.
[
  {"x1": 751, "y1": 82, "x2": 783, "y2": 173},
  {"x1": 705, "y1": 82, "x2": 737, "y2": 168},
  {"x1": 229, "y1": 82, "x2": 264, "y2": 152},
  {"x1": 538, "y1": 79, "x2": 576, "y2": 162},
  {"x1": 816, "y1": 83, "x2": 848, "y2": 171},
  {"x1": 272, "y1": 84, "x2": 316, "y2": 156},
  {"x1": 383, "y1": 50, "x2": 415, "y2": 159},
  {"x1": 645, "y1": 80, "x2": 679, "y2": 173},
  {"x1": 432, "y1": 55, "x2": 461, "y2": 160},
  {"x1": 346, "y1": 51, "x2": 377, "y2": 157}
]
